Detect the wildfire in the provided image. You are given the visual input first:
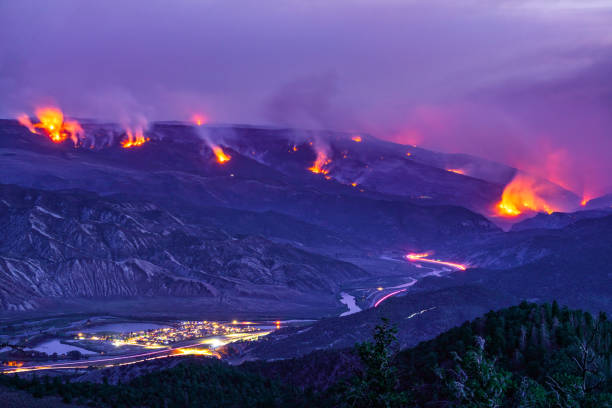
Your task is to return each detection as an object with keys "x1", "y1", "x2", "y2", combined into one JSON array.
[
  {"x1": 580, "y1": 197, "x2": 590, "y2": 207},
  {"x1": 308, "y1": 151, "x2": 331, "y2": 175},
  {"x1": 17, "y1": 107, "x2": 83, "y2": 145},
  {"x1": 192, "y1": 114, "x2": 206, "y2": 126},
  {"x1": 351, "y1": 135, "x2": 362, "y2": 142},
  {"x1": 212, "y1": 145, "x2": 231, "y2": 164},
  {"x1": 446, "y1": 168, "x2": 465, "y2": 175},
  {"x1": 495, "y1": 174, "x2": 557, "y2": 217},
  {"x1": 121, "y1": 128, "x2": 149, "y2": 148},
  {"x1": 5, "y1": 361, "x2": 24, "y2": 367}
]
